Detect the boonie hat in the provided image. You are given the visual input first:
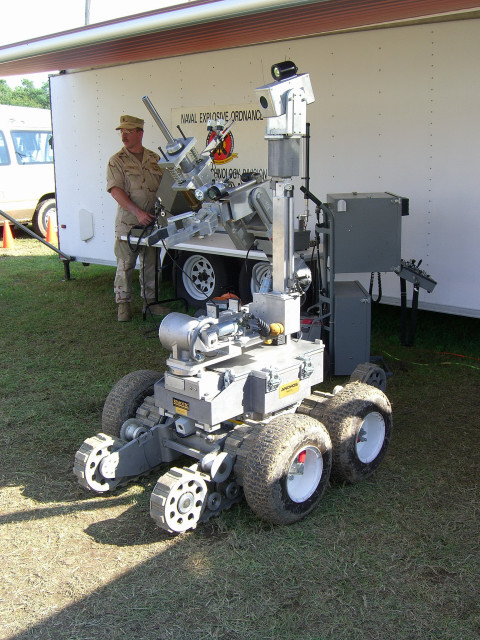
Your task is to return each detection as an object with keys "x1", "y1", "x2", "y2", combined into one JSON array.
[{"x1": 116, "y1": 115, "x2": 144, "y2": 130}]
